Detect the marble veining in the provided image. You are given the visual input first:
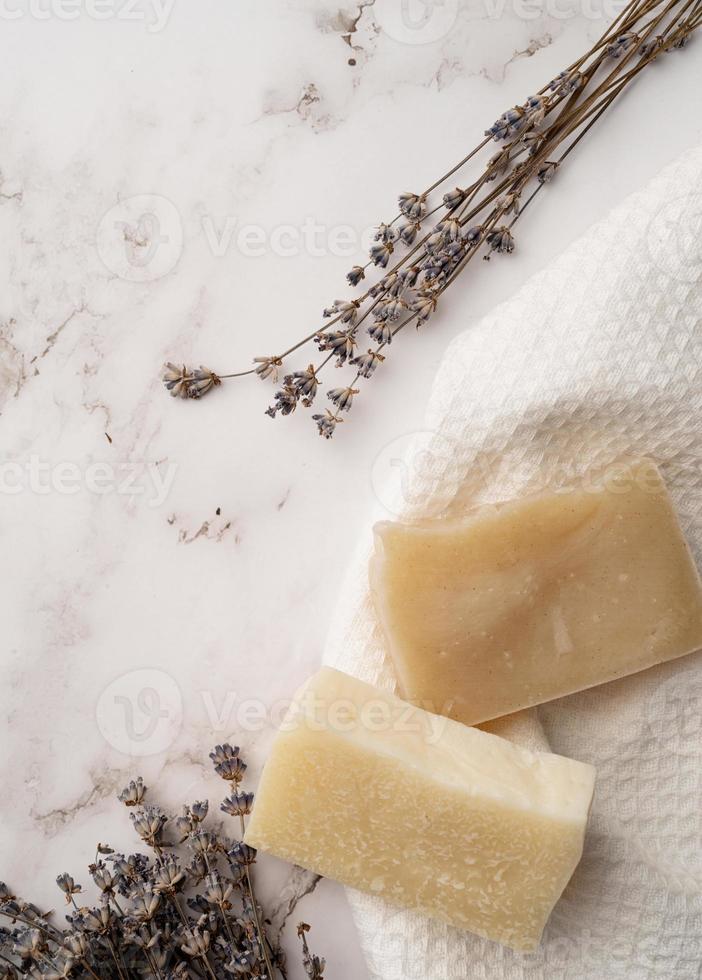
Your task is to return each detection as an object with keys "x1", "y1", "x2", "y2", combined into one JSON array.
[{"x1": 1, "y1": 2, "x2": 700, "y2": 977}]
